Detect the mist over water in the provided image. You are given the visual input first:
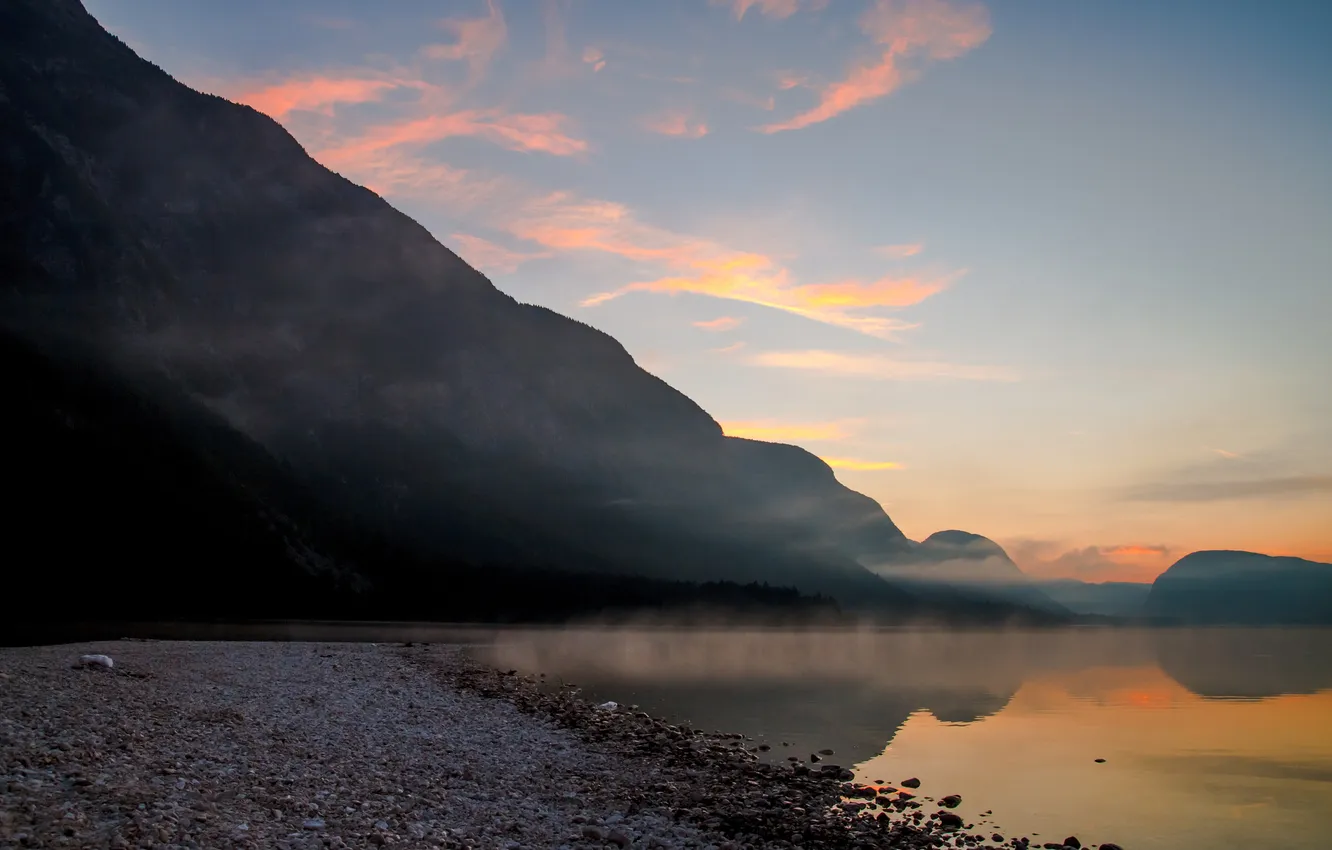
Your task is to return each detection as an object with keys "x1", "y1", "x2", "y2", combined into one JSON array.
[{"x1": 477, "y1": 627, "x2": 1332, "y2": 850}]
